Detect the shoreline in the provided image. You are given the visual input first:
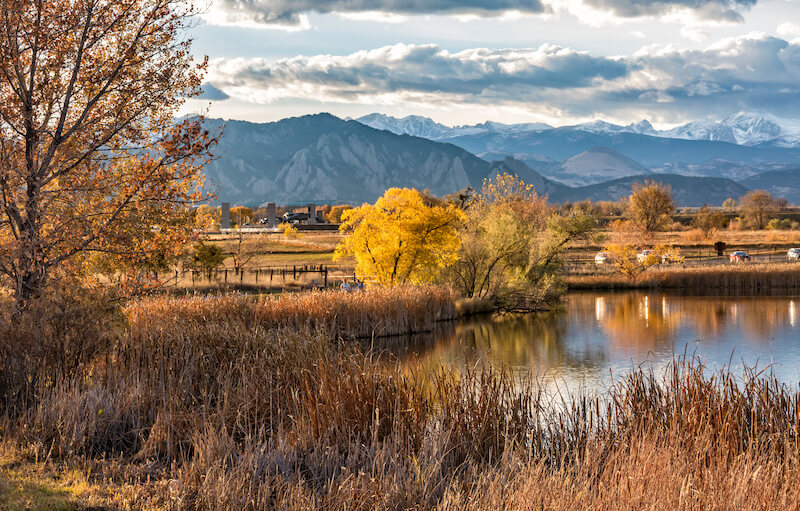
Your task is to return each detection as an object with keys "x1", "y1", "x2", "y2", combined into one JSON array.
[{"x1": 566, "y1": 262, "x2": 800, "y2": 292}]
